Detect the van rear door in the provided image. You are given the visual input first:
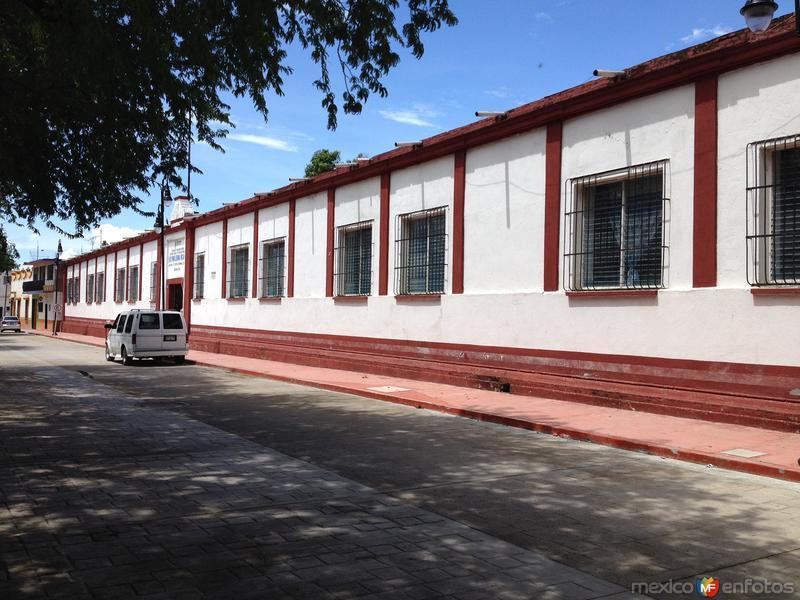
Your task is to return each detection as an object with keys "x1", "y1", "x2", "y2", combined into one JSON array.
[
  {"x1": 161, "y1": 312, "x2": 186, "y2": 353},
  {"x1": 136, "y1": 312, "x2": 162, "y2": 352}
]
